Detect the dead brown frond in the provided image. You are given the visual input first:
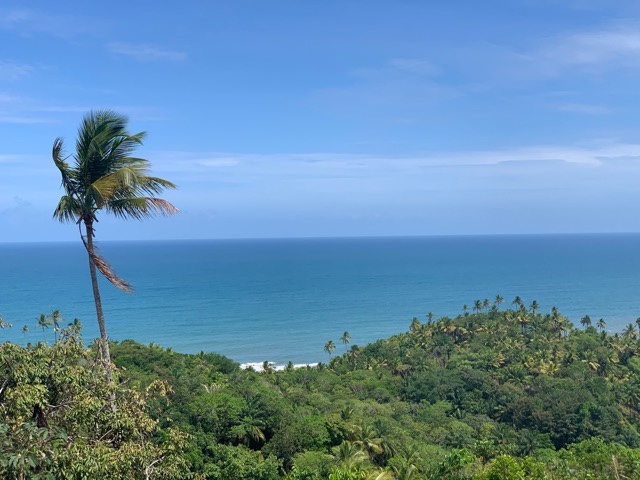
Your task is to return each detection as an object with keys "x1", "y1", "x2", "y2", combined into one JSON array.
[
  {"x1": 148, "y1": 197, "x2": 179, "y2": 216},
  {"x1": 79, "y1": 229, "x2": 134, "y2": 294},
  {"x1": 92, "y1": 251, "x2": 134, "y2": 293}
]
